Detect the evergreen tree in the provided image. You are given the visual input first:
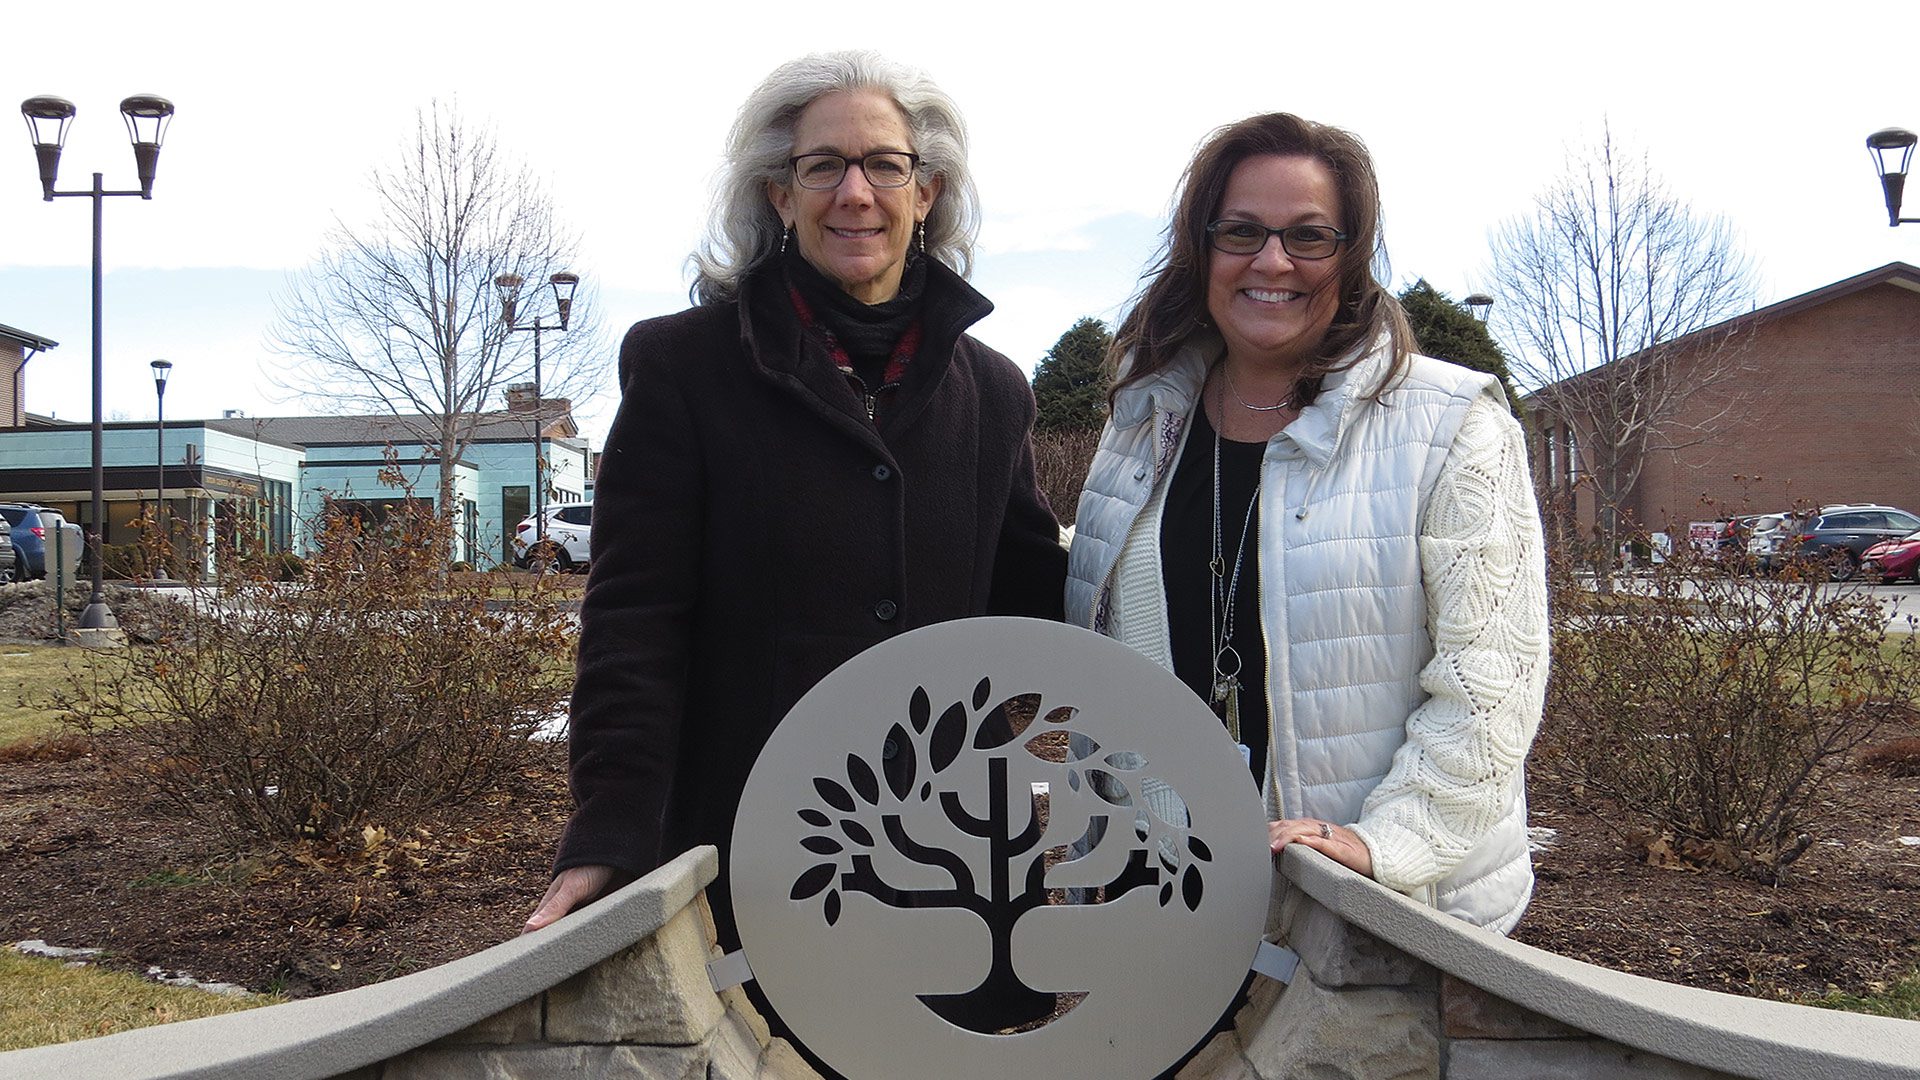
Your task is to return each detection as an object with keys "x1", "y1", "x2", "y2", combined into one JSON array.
[
  {"x1": 1398, "y1": 280, "x2": 1523, "y2": 413},
  {"x1": 1031, "y1": 317, "x2": 1113, "y2": 432}
]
